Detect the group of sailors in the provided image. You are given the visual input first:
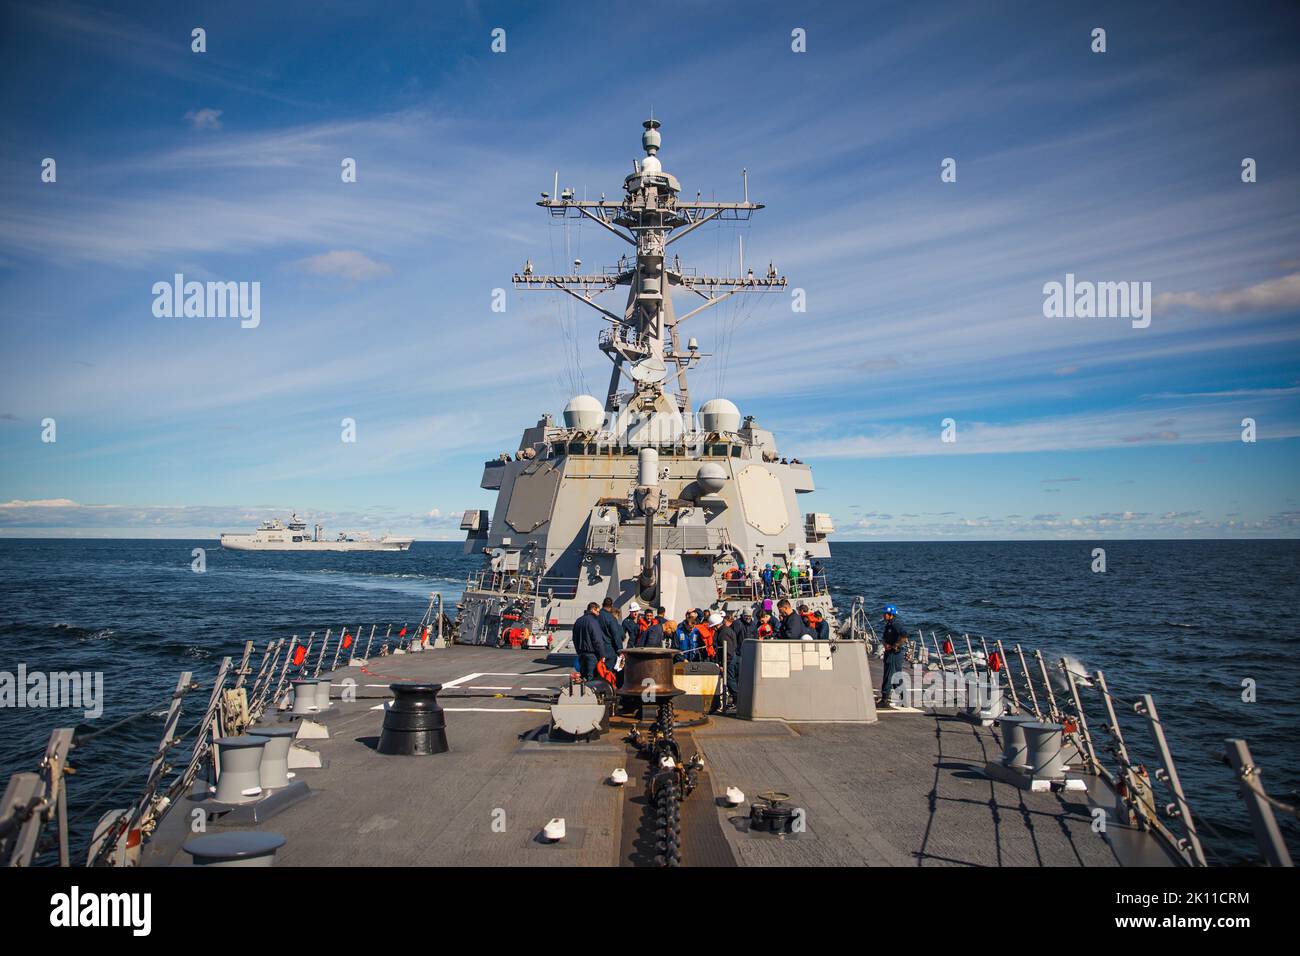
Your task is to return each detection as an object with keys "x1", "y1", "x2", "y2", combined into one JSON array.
[
  {"x1": 569, "y1": 595, "x2": 836, "y2": 711},
  {"x1": 721, "y1": 557, "x2": 827, "y2": 598}
]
